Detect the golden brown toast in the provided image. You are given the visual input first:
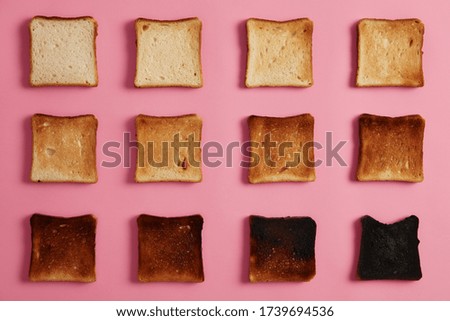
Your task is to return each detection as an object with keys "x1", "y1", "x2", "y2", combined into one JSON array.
[
  {"x1": 248, "y1": 114, "x2": 315, "y2": 183},
  {"x1": 357, "y1": 114, "x2": 425, "y2": 182},
  {"x1": 135, "y1": 114, "x2": 202, "y2": 182},
  {"x1": 31, "y1": 114, "x2": 98, "y2": 183}
]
